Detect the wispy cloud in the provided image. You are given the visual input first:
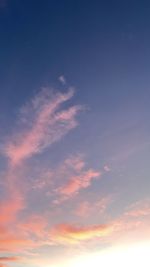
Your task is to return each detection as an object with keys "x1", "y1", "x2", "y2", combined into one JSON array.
[
  {"x1": 75, "y1": 197, "x2": 112, "y2": 217},
  {"x1": 53, "y1": 155, "x2": 101, "y2": 201},
  {"x1": 58, "y1": 75, "x2": 66, "y2": 85},
  {"x1": 0, "y1": 227, "x2": 35, "y2": 252},
  {"x1": 0, "y1": 195, "x2": 24, "y2": 225},
  {"x1": 3, "y1": 88, "x2": 81, "y2": 166},
  {"x1": 0, "y1": 257, "x2": 19, "y2": 262},
  {"x1": 58, "y1": 169, "x2": 100, "y2": 198},
  {"x1": 18, "y1": 215, "x2": 48, "y2": 239},
  {"x1": 50, "y1": 223, "x2": 114, "y2": 245},
  {"x1": 64, "y1": 154, "x2": 85, "y2": 172},
  {"x1": 103, "y1": 165, "x2": 111, "y2": 172},
  {"x1": 124, "y1": 199, "x2": 150, "y2": 218},
  {"x1": 0, "y1": 88, "x2": 82, "y2": 255},
  {"x1": 33, "y1": 154, "x2": 101, "y2": 203}
]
